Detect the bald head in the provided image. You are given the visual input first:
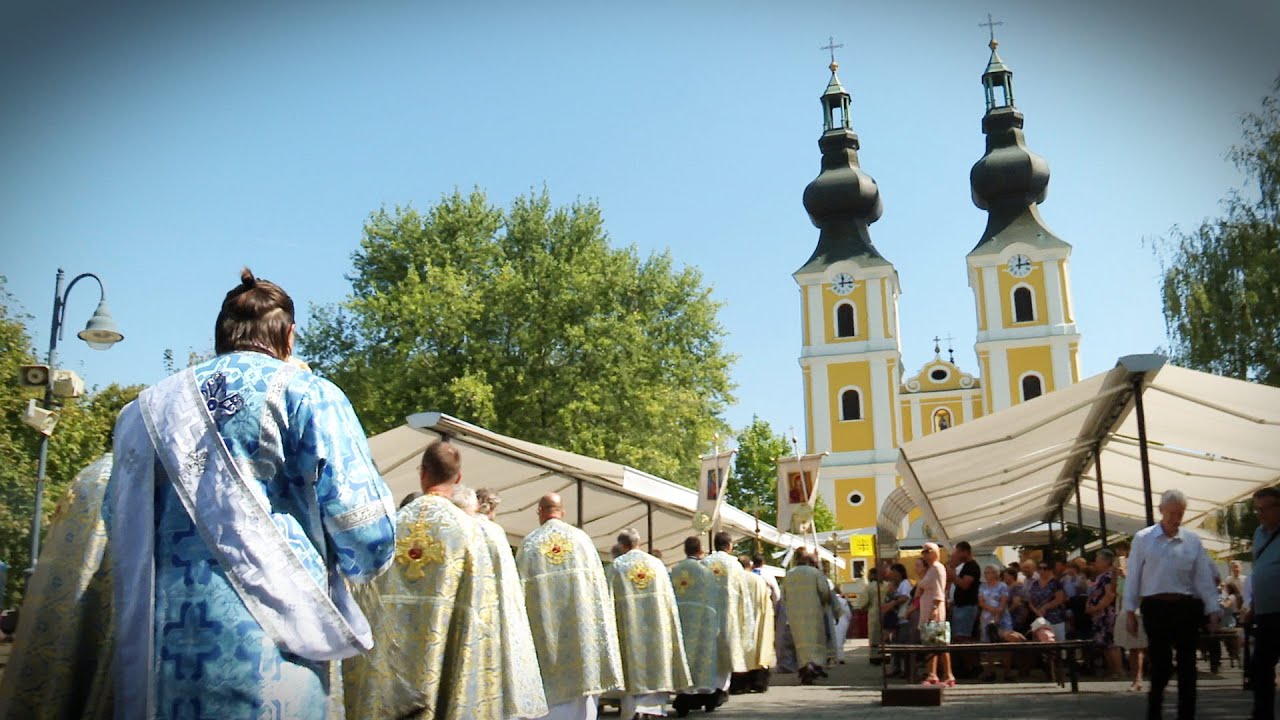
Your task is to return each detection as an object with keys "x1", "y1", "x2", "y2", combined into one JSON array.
[
  {"x1": 538, "y1": 492, "x2": 564, "y2": 524},
  {"x1": 420, "y1": 440, "x2": 461, "y2": 492}
]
